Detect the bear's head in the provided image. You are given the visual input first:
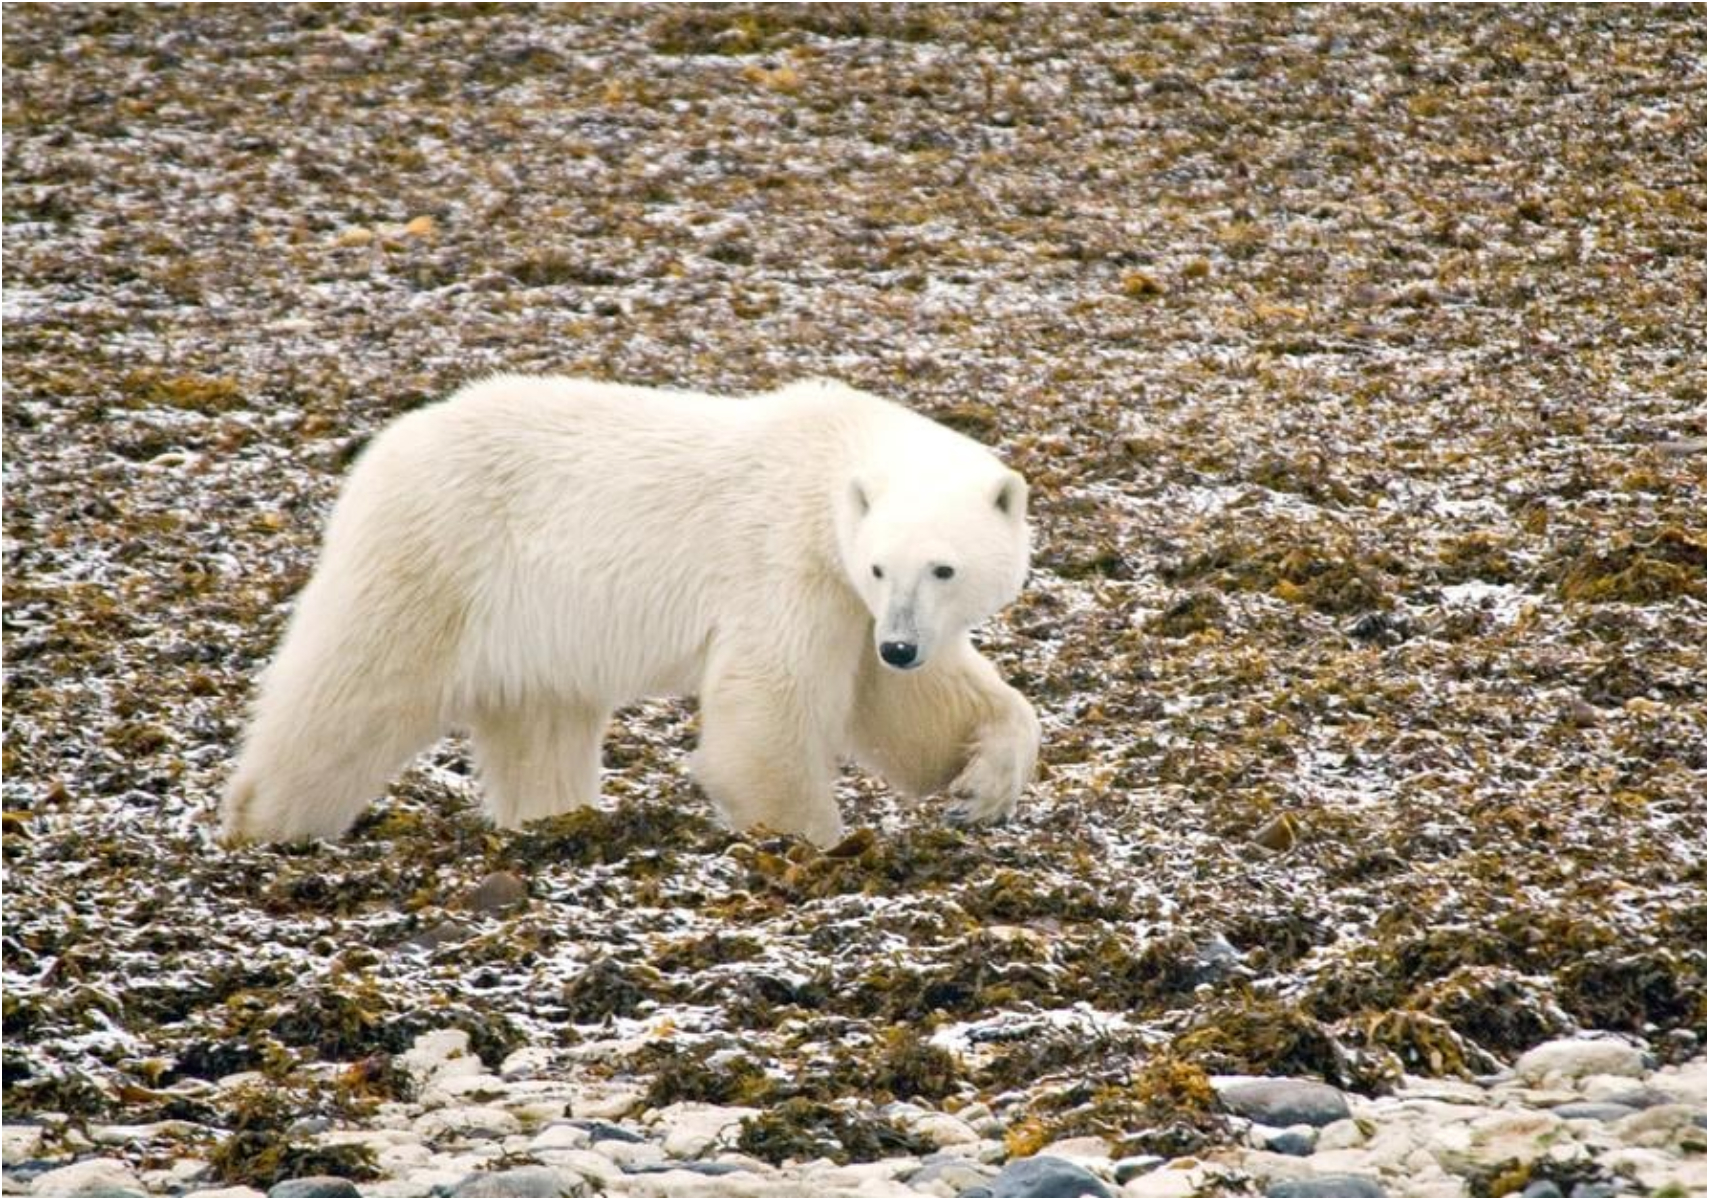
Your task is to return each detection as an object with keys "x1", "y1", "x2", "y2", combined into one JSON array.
[{"x1": 839, "y1": 466, "x2": 1030, "y2": 672}]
